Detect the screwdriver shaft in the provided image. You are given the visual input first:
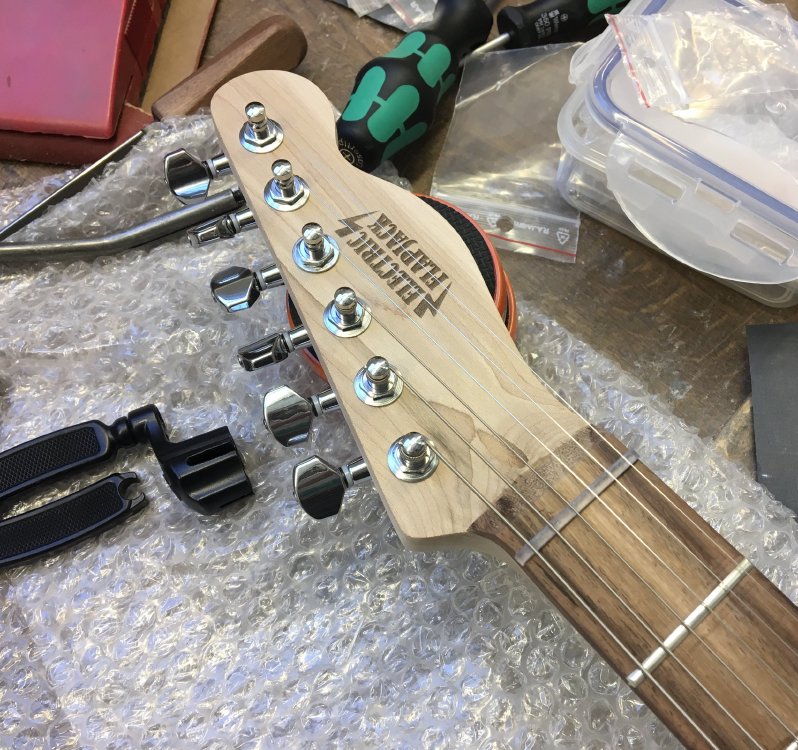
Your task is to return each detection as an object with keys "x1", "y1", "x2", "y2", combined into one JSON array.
[{"x1": 471, "y1": 33, "x2": 511, "y2": 57}]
